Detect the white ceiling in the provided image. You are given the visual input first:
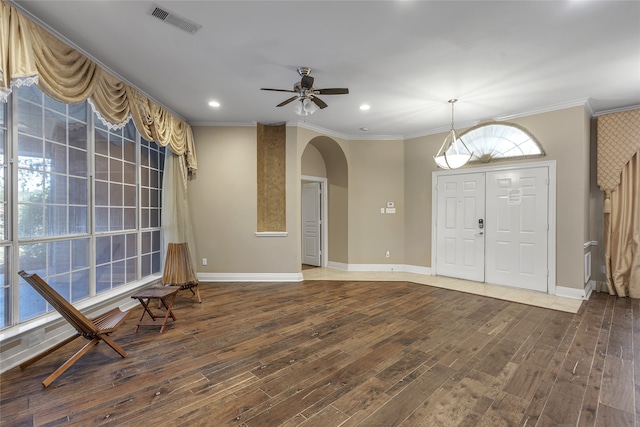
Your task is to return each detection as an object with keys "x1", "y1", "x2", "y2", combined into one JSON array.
[{"x1": 11, "y1": 0, "x2": 640, "y2": 139}]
